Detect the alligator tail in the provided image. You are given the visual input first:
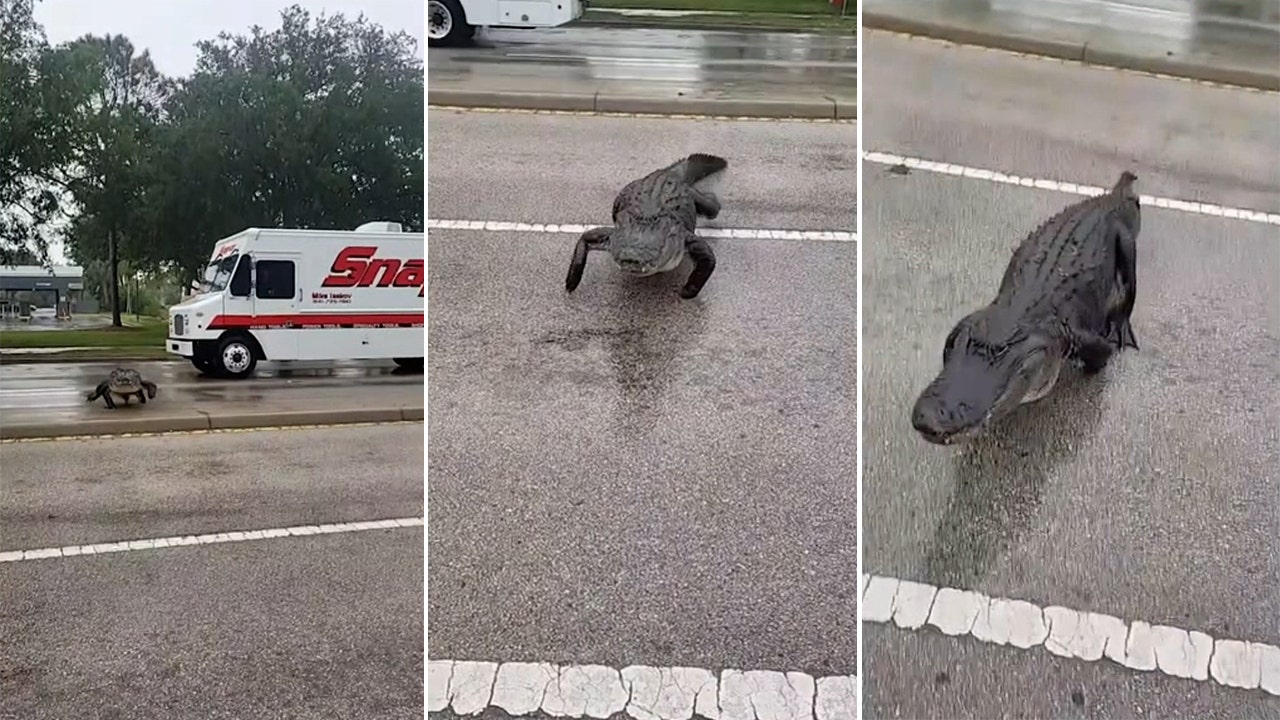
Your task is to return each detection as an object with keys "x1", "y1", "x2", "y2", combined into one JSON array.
[
  {"x1": 1112, "y1": 170, "x2": 1138, "y2": 197},
  {"x1": 678, "y1": 153, "x2": 729, "y2": 184}
]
